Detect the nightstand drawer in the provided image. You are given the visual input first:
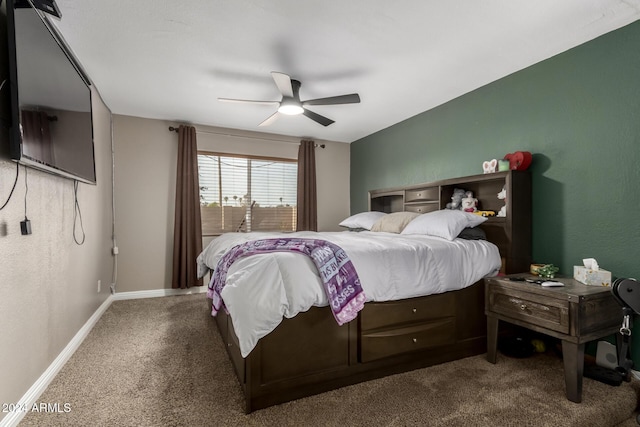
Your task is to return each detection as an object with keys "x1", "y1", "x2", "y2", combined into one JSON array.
[
  {"x1": 361, "y1": 293, "x2": 455, "y2": 331},
  {"x1": 488, "y1": 286, "x2": 570, "y2": 334}
]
